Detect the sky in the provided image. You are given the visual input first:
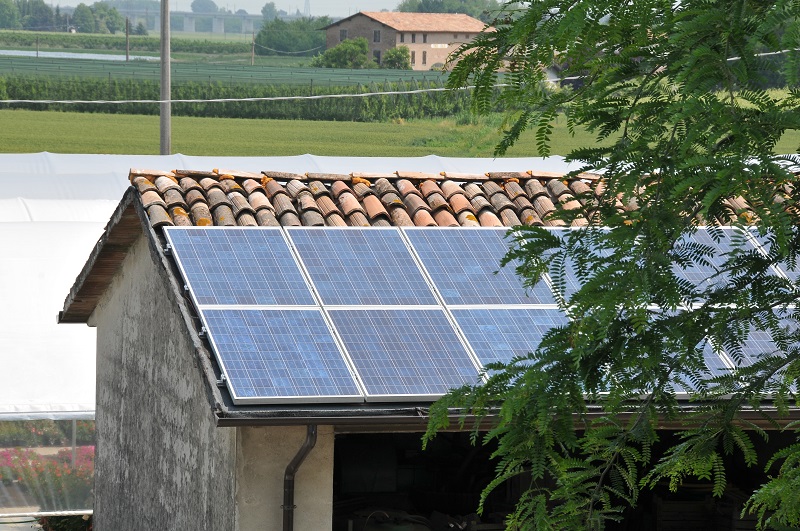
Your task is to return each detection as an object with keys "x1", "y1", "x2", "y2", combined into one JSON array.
[{"x1": 218, "y1": 0, "x2": 401, "y2": 17}]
